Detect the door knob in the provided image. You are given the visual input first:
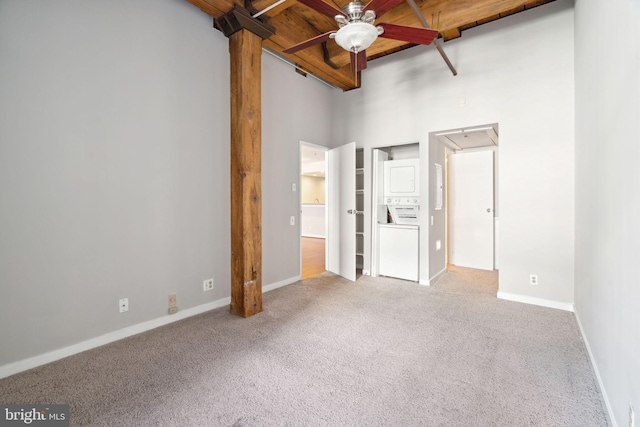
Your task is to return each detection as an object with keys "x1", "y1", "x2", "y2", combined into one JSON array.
[{"x1": 486, "y1": 208, "x2": 491, "y2": 213}]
